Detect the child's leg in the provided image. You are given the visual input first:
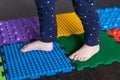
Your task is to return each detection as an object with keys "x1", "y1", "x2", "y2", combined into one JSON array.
[
  {"x1": 21, "y1": 0, "x2": 57, "y2": 52},
  {"x1": 69, "y1": 0, "x2": 100, "y2": 61}
]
